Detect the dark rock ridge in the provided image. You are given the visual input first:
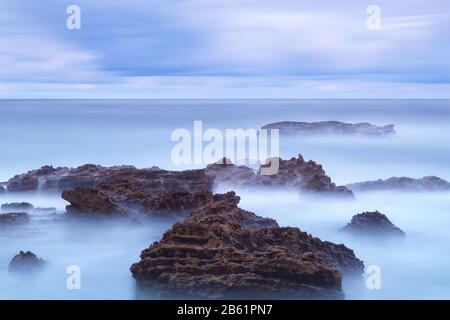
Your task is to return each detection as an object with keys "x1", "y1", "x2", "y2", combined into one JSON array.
[
  {"x1": 131, "y1": 192, "x2": 364, "y2": 299},
  {"x1": 7, "y1": 155, "x2": 351, "y2": 199},
  {"x1": 139, "y1": 189, "x2": 216, "y2": 216},
  {"x1": 1, "y1": 202, "x2": 34, "y2": 212},
  {"x1": 0, "y1": 212, "x2": 30, "y2": 227},
  {"x1": 347, "y1": 176, "x2": 450, "y2": 192},
  {"x1": 340, "y1": 211, "x2": 405, "y2": 237},
  {"x1": 262, "y1": 121, "x2": 395, "y2": 137},
  {"x1": 206, "y1": 155, "x2": 353, "y2": 197},
  {"x1": 62, "y1": 187, "x2": 127, "y2": 216},
  {"x1": 9, "y1": 251, "x2": 47, "y2": 272}
]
